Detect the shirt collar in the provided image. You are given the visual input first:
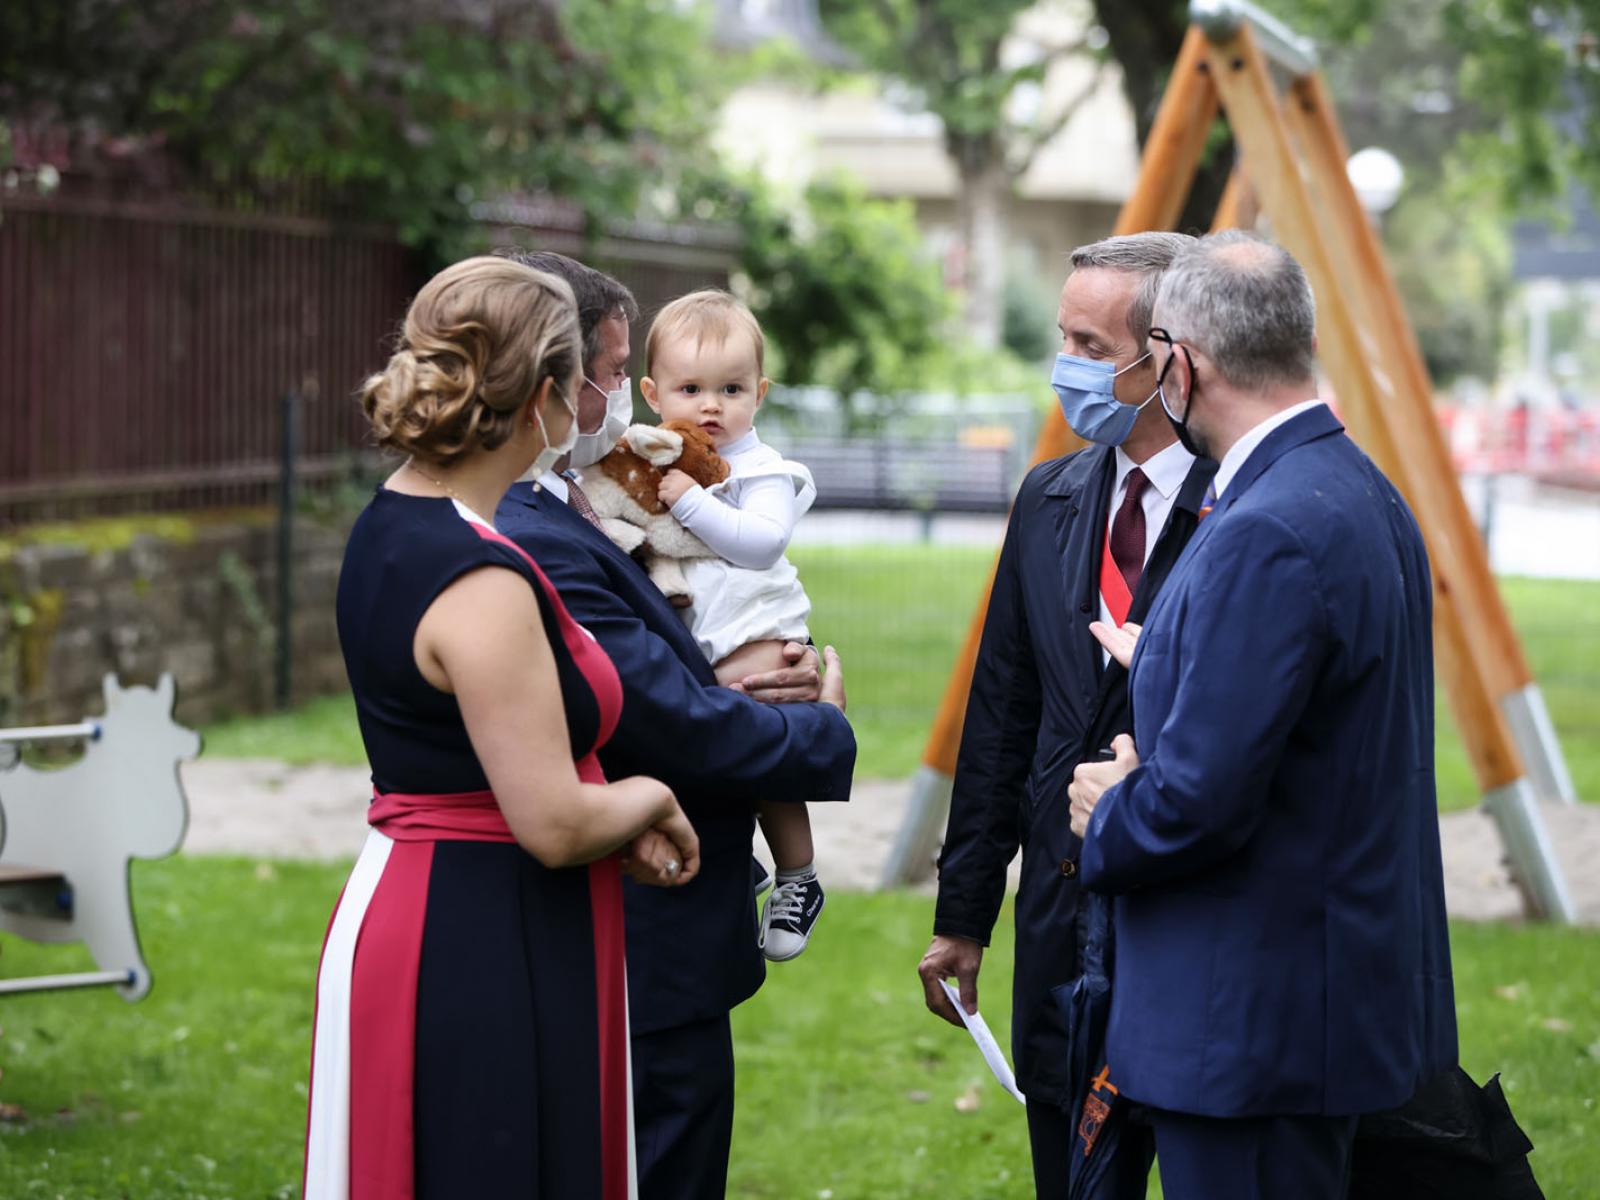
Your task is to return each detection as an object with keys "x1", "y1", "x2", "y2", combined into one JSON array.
[
  {"x1": 1114, "y1": 437, "x2": 1194, "y2": 501},
  {"x1": 536, "y1": 471, "x2": 569, "y2": 503},
  {"x1": 1214, "y1": 398, "x2": 1325, "y2": 497},
  {"x1": 720, "y1": 428, "x2": 760, "y2": 457}
]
